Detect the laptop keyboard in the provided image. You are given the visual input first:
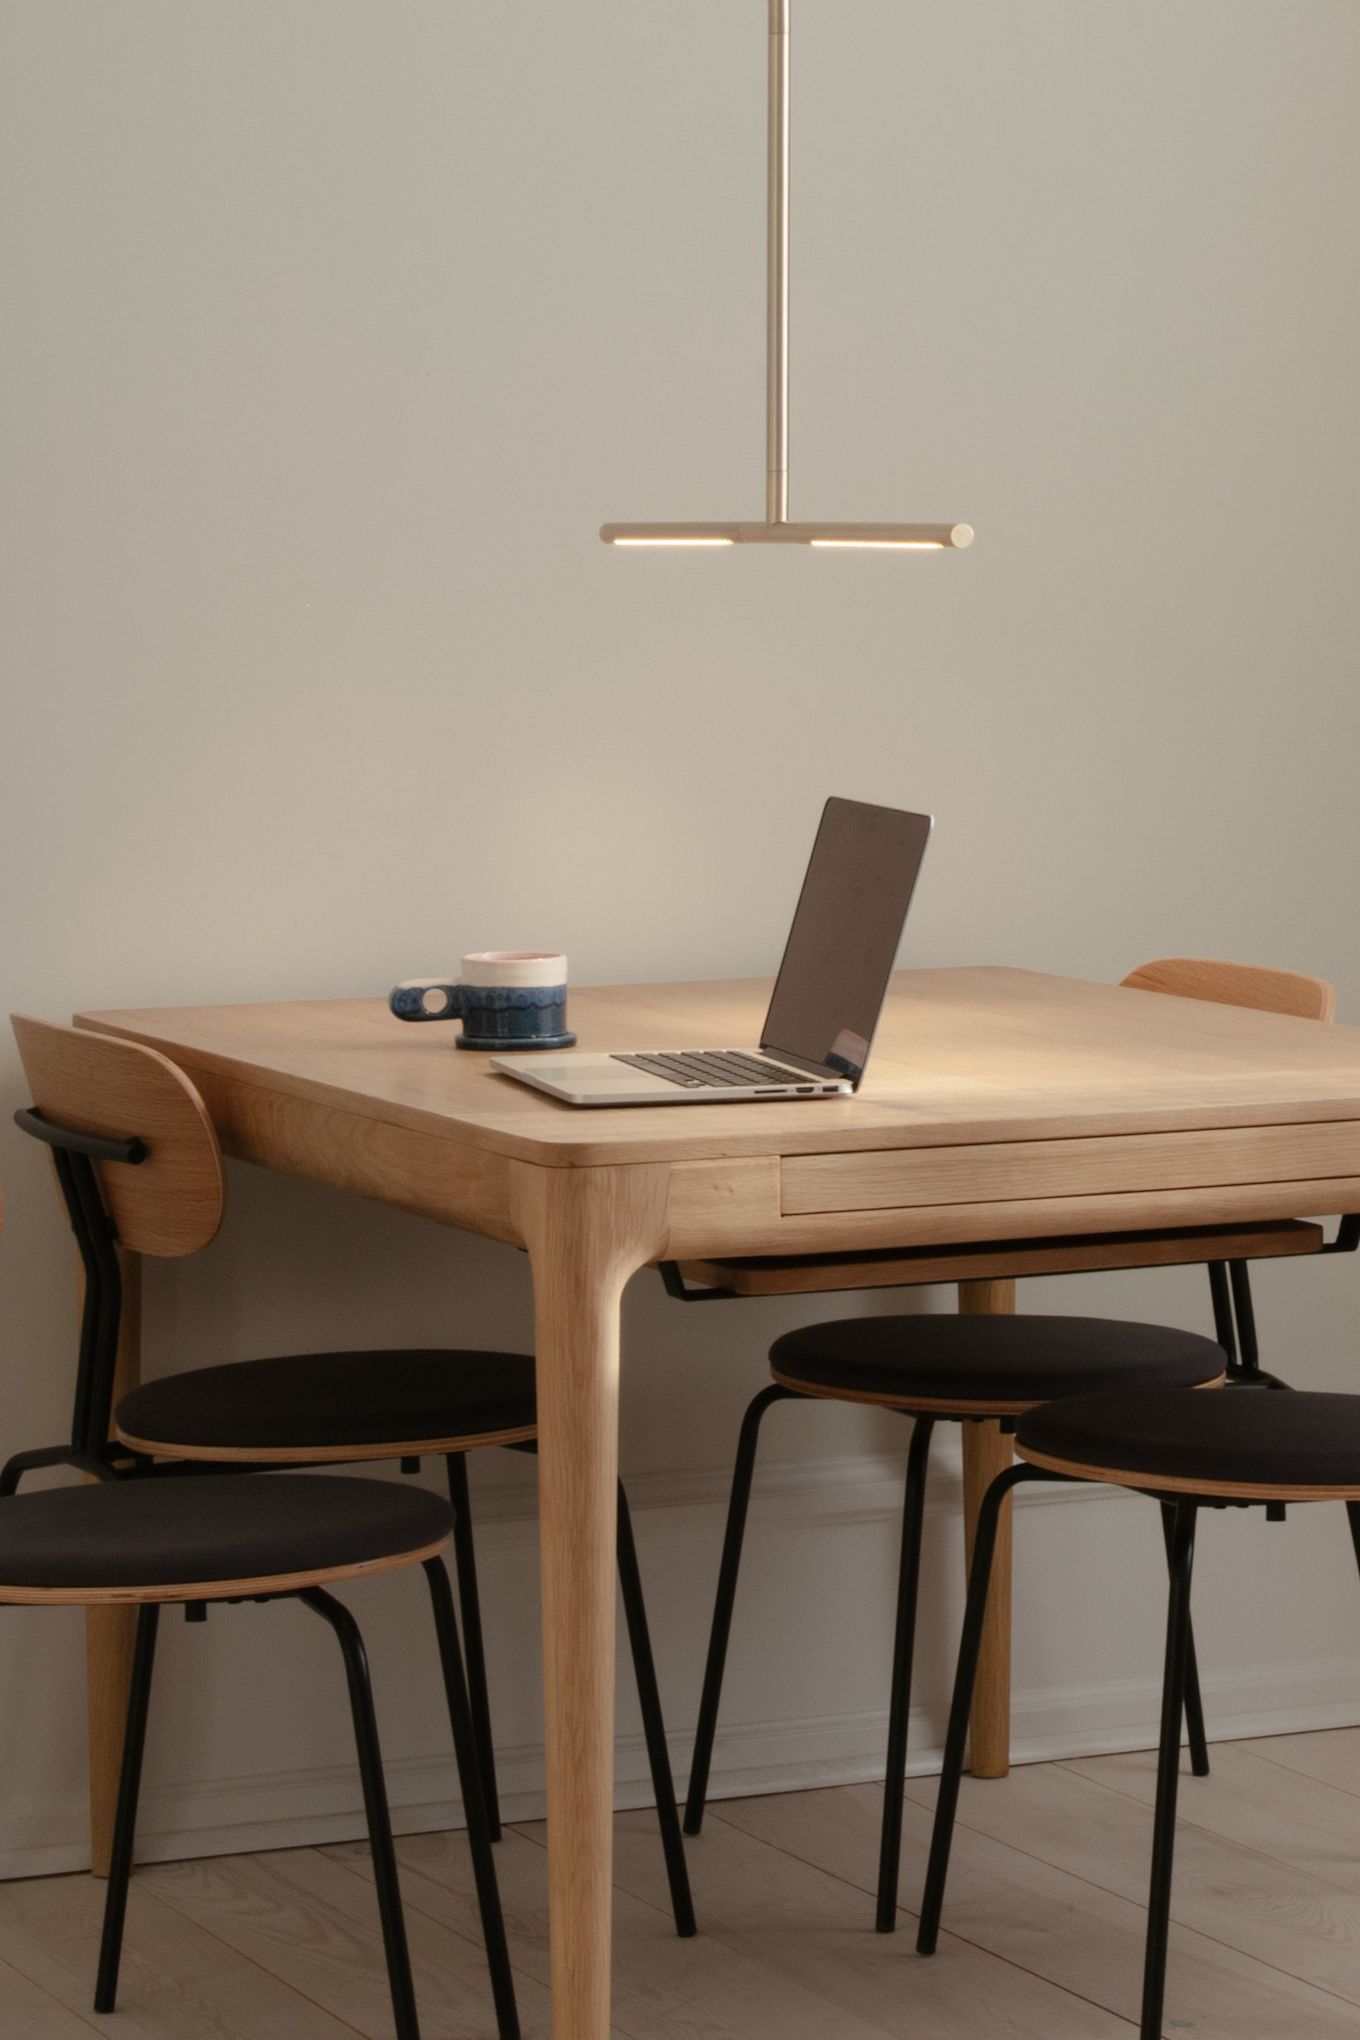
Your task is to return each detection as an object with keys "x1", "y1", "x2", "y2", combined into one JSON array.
[{"x1": 612, "y1": 1051, "x2": 813, "y2": 1090}]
